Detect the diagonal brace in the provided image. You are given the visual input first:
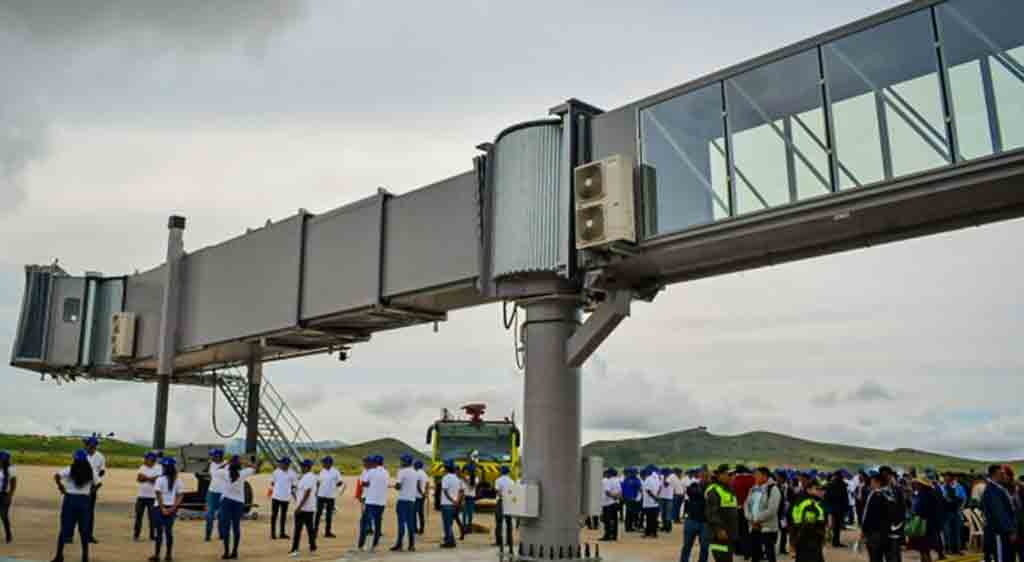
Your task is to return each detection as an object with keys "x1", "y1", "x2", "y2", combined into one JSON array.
[{"x1": 566, "y1": 290, "x2": 631, "y2": 368}]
